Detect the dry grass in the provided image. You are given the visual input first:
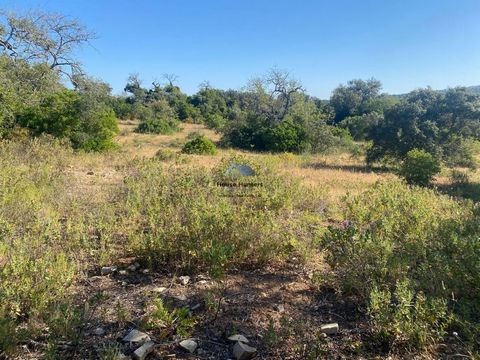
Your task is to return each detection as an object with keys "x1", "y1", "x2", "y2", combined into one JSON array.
[{"x1": 114, "y1": 121, "x2": 392, "y2": 203}]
